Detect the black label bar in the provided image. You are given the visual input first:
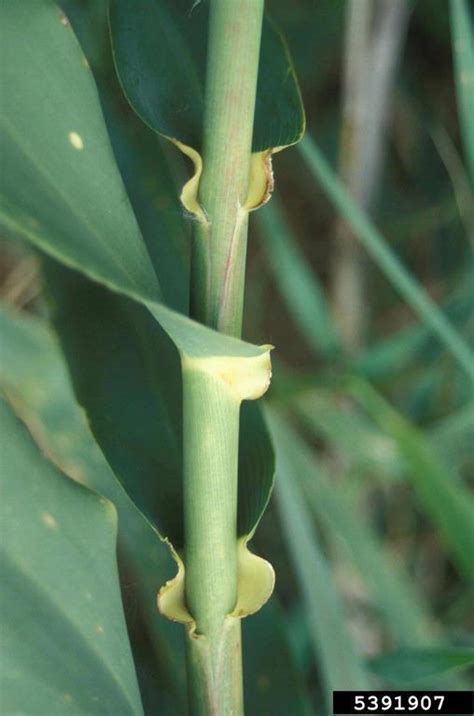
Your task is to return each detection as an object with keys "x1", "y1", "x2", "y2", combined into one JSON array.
[{"x1": 333, "y1": 691, "x2": 473, "y2": 715}]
